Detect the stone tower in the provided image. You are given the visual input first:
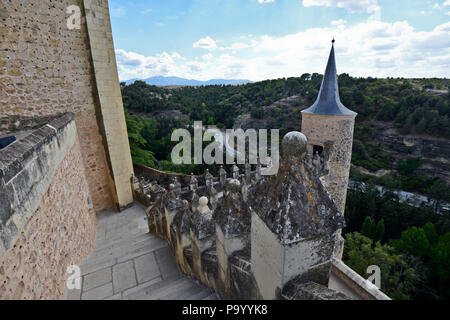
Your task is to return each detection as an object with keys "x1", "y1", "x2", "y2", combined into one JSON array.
[
  {"x1": 249, "y1": 132, "x2": 345, "y2": 300},
  {"x1": 301, "y1": 40, "x2": 357, "y2": 215}
]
